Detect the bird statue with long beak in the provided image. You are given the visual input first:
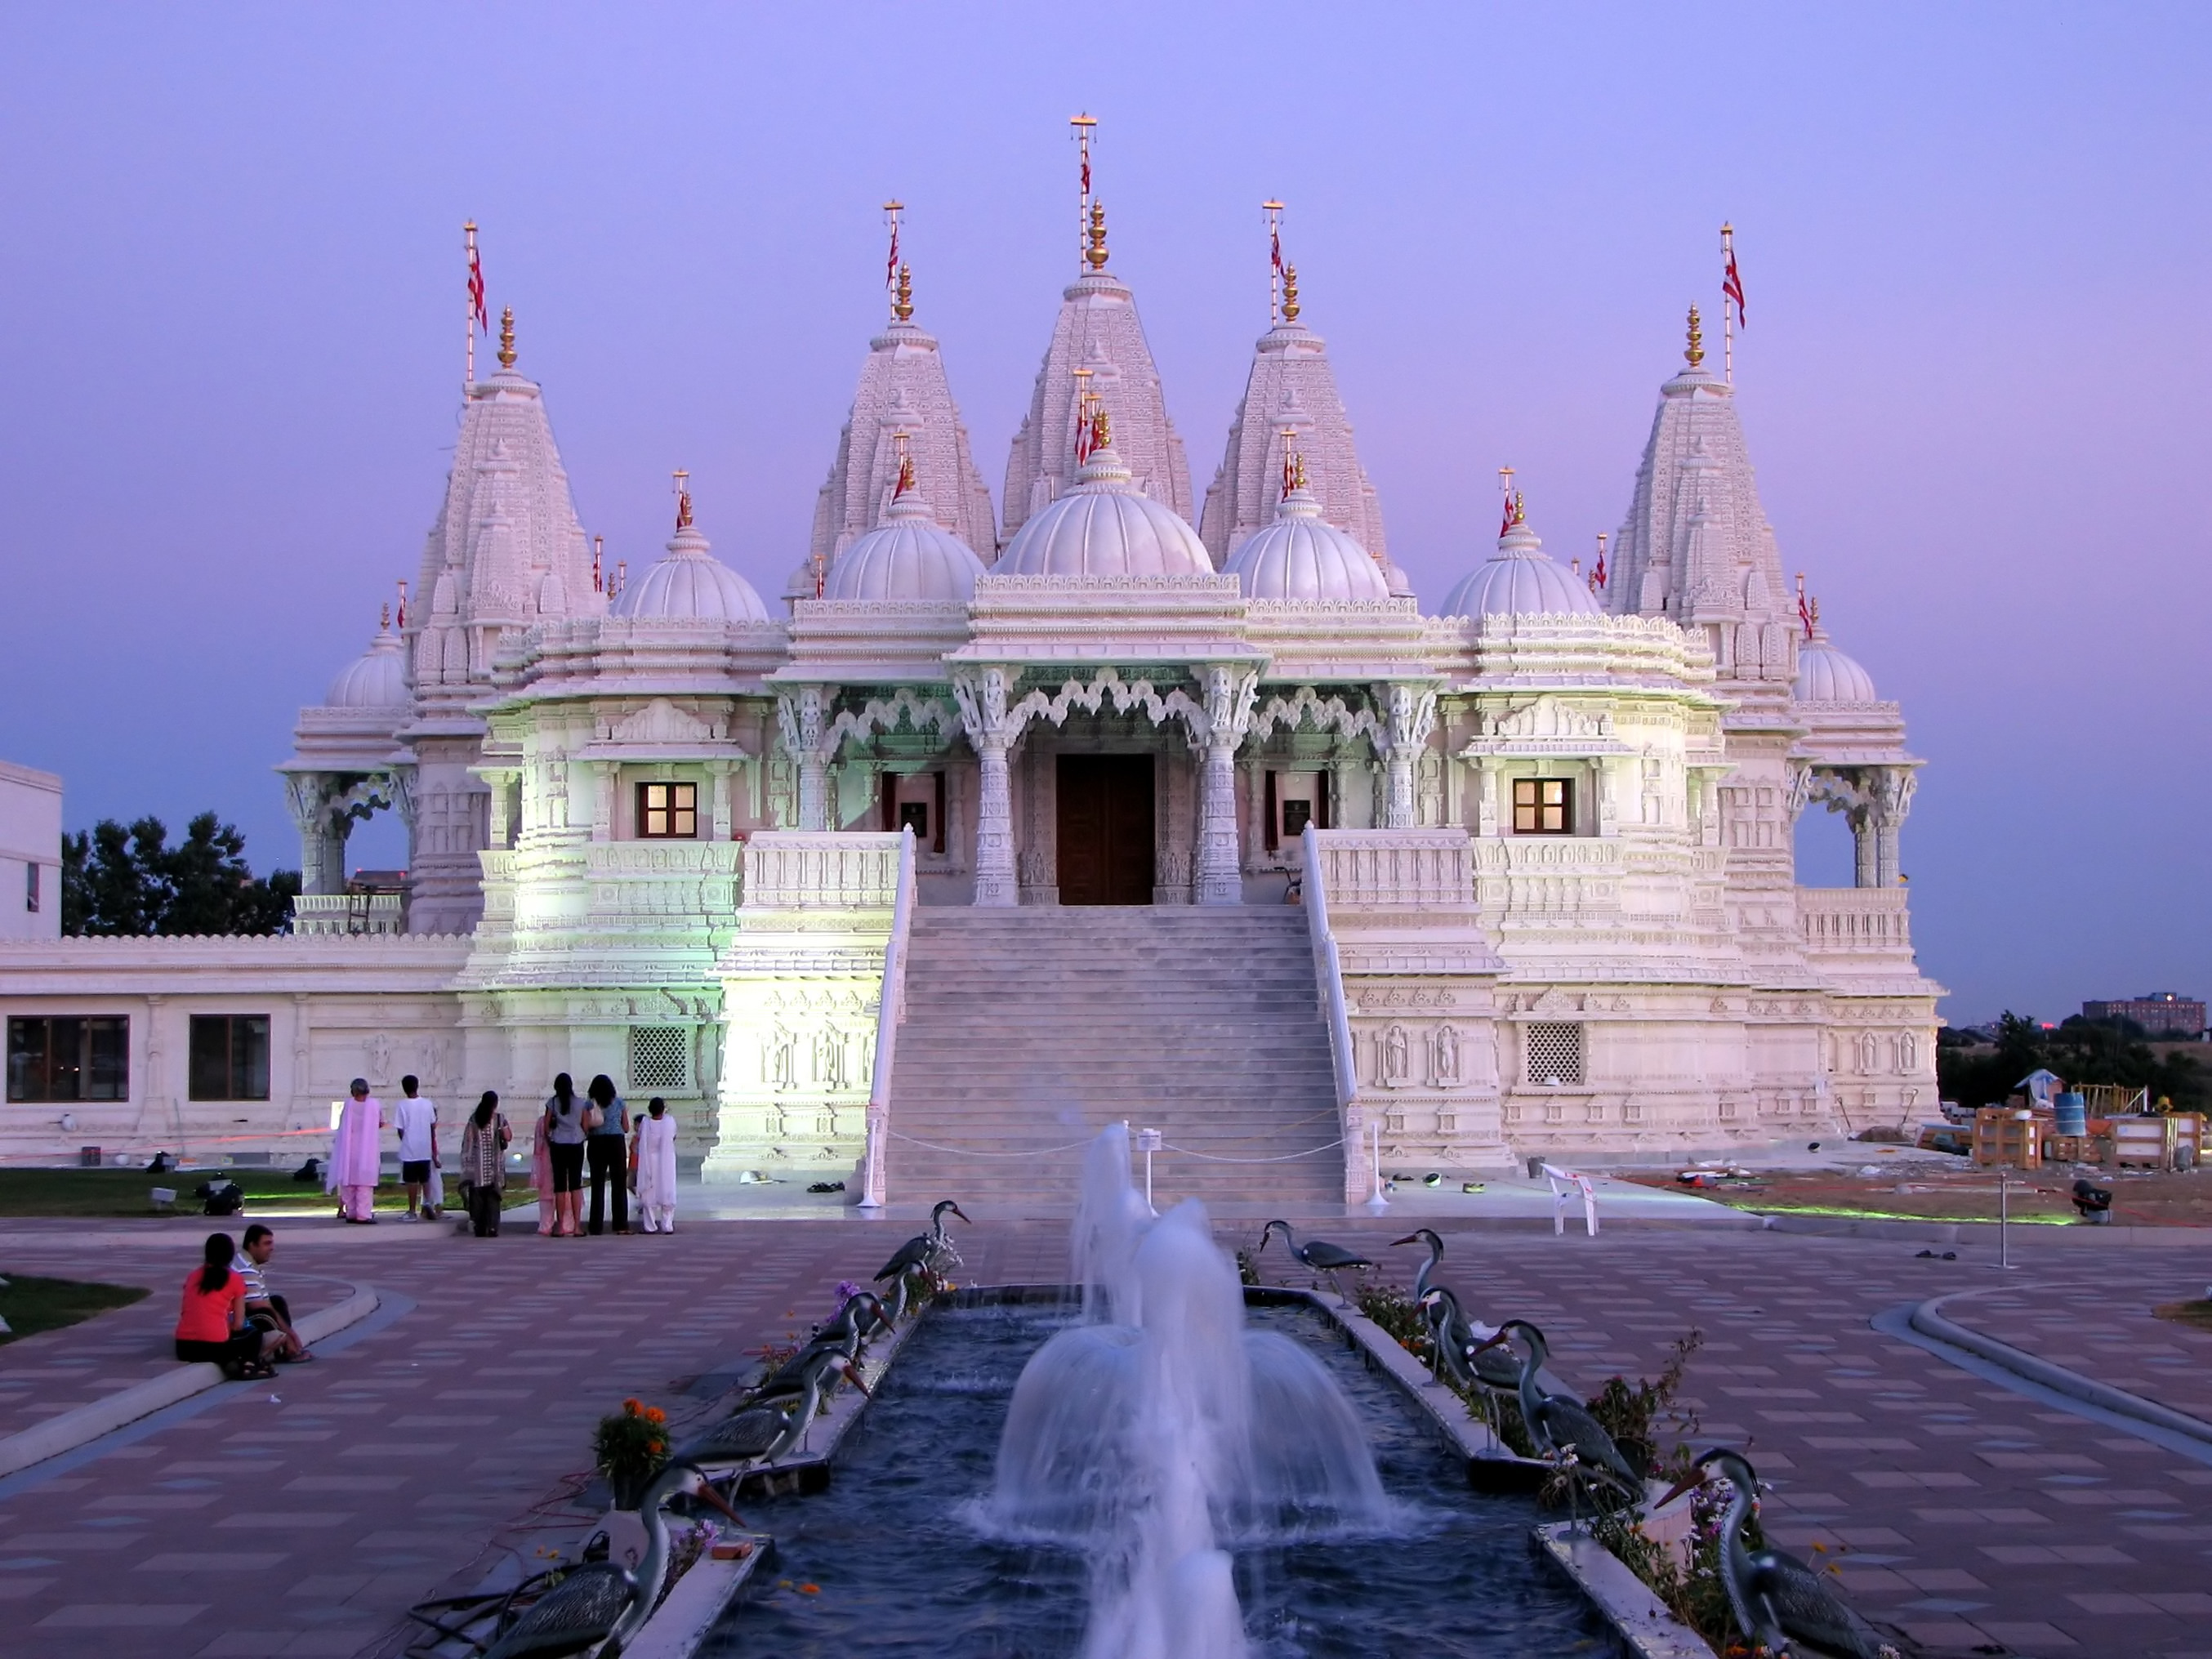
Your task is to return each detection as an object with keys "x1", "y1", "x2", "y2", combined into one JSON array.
[
  {"x1": 1392, "y1": 1228, "x2": 1446, "y2": 1300},
  {"x1": 1256, "y1": 1219, "x2": 1374, "y2": 1301},
  {"x1": 1472, "y1": 1318, "x2": 1641, "y2": 1495},
  {"x1": 482, "y1": 1459, "x2": 740, "y2": 1659},
  {"x1": 875, "y1": 1199, "x2": 970, "y2": 1319},
  {"x1": 685, "y1": 1347, "x2": 872, "y2": 1480},
  {"x1": 1652, "y1": 1449, "x2": 1901, "y2": 1659}
]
